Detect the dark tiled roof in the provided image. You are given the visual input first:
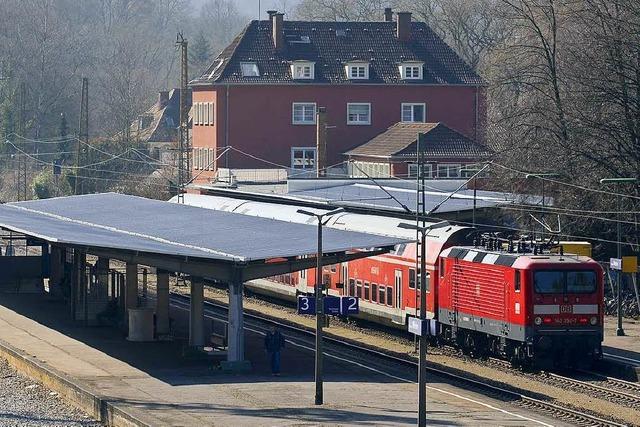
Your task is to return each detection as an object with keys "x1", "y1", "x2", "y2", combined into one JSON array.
[
  {"x1": 344, "y1": 122, "x2": 493, "y2": 159},
  {"x1": 194, "y1": 20, "x2": 482, "y2": 85}
]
